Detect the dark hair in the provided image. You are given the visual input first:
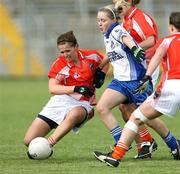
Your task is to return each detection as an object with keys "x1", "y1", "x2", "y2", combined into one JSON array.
[
  {"x1": 57, "y1": 31, "x2": 78, "y2": 47},
  {"x1": 169, "y1": 12, "x2": 180, "y2": 30}
]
